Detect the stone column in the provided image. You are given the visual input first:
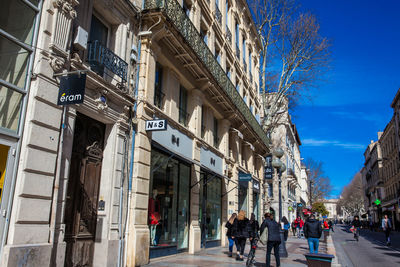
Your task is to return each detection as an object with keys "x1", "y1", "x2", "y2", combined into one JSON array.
[
  {"x1": 189, "y1": 88, "x2": 203, "y2": 254},
  {"x1": 126, "y1": 36, "x2": 154, "y2": 267}
]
